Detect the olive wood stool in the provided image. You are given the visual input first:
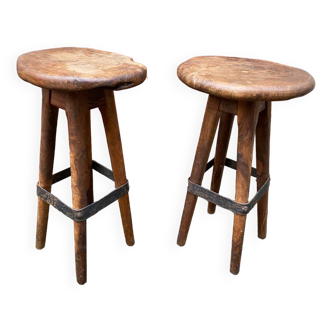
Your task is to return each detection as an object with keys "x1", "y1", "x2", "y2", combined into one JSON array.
[
  {"x1": 17, "y1": 47, "x2": 147, "y2": 284},
  {"x1": 176, "y1": 56, "x2": 315, "y2": 275}
]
